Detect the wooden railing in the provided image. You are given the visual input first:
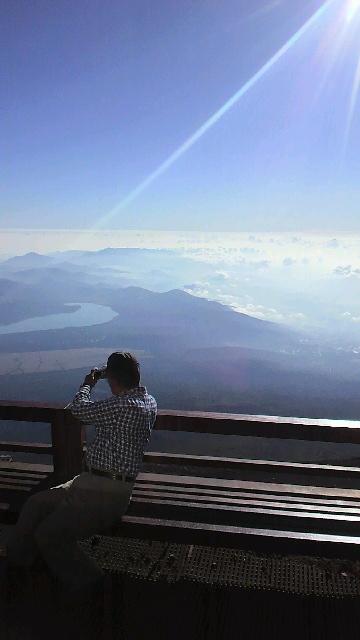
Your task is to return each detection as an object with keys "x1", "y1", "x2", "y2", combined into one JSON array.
[
  {"x1": 1, "y1": 400, "x2": 360, "y2": 483},
  {"x1": 155, "y1": 410, "x2": 360, "y2": 443},
  {"x1": 0, "y1": 400, "x2": 84, "y2": 482},
  {"x1": 3, "y1": 400, "x2": 360, "y2": 554}
]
